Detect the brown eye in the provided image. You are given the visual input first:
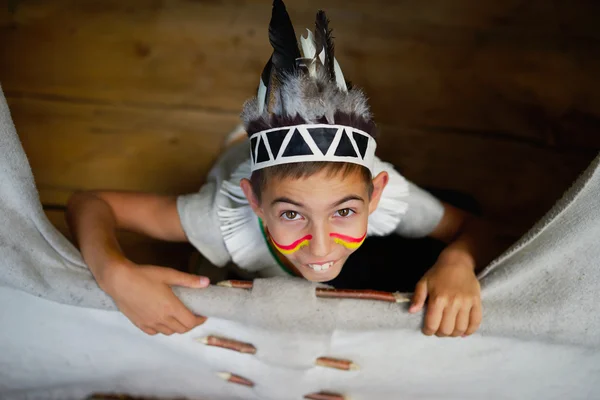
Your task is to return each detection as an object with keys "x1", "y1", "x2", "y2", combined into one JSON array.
[
  {"x1": 283, "y1": 211, "x2": 299, "y2": 220},
  {"x1": 336, "y1": 208, "x2": 353, "y2": 217}
]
